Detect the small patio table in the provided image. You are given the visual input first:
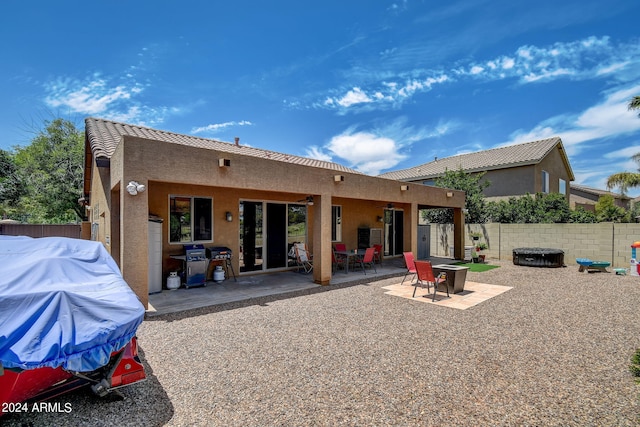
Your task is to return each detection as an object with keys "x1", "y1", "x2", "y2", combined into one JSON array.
[{"x1": 334, "y1": 250, "x2": 363, "y2": 274}]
